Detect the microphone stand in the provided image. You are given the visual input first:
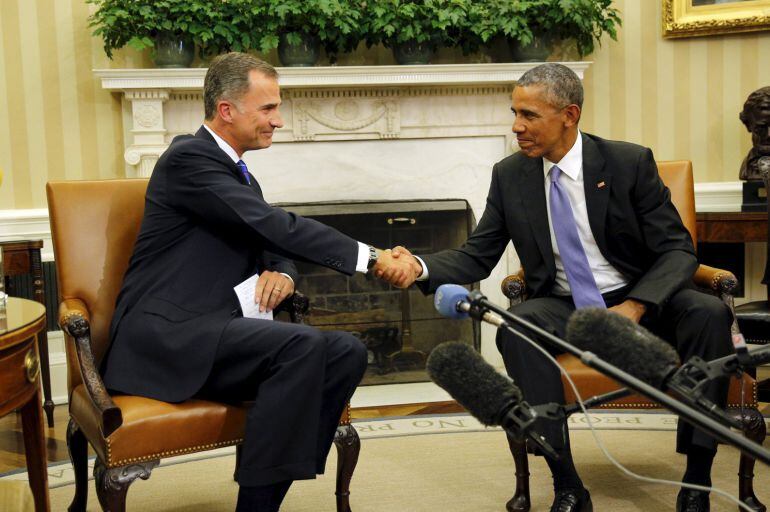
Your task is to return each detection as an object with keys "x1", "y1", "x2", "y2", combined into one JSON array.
[{"x1": 465, "y1": 291, "x2": 770, "y2": 467}]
